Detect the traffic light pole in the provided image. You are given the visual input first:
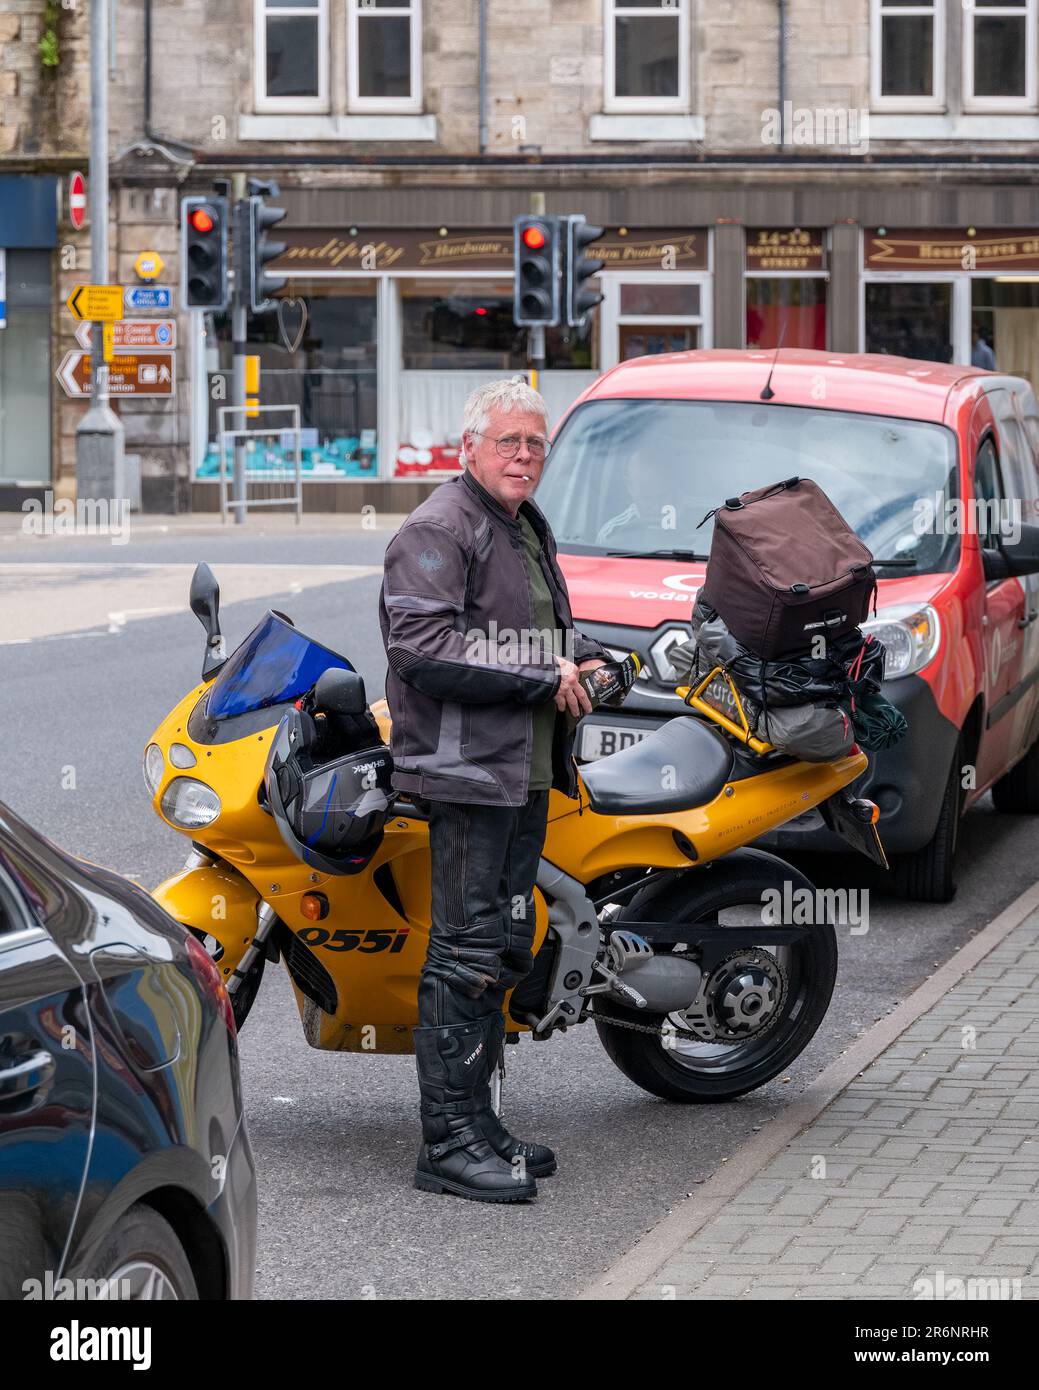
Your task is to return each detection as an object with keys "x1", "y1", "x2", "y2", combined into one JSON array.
[
  {"x1": 528, "y1": 191, "x2": 546, "y2": 390},
  {"x1": 75, "y1": 0, "x2": 125, "y2": 509},
  {"x1": 230, "y1": 173, "x2": 248, "y2": 525}
]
